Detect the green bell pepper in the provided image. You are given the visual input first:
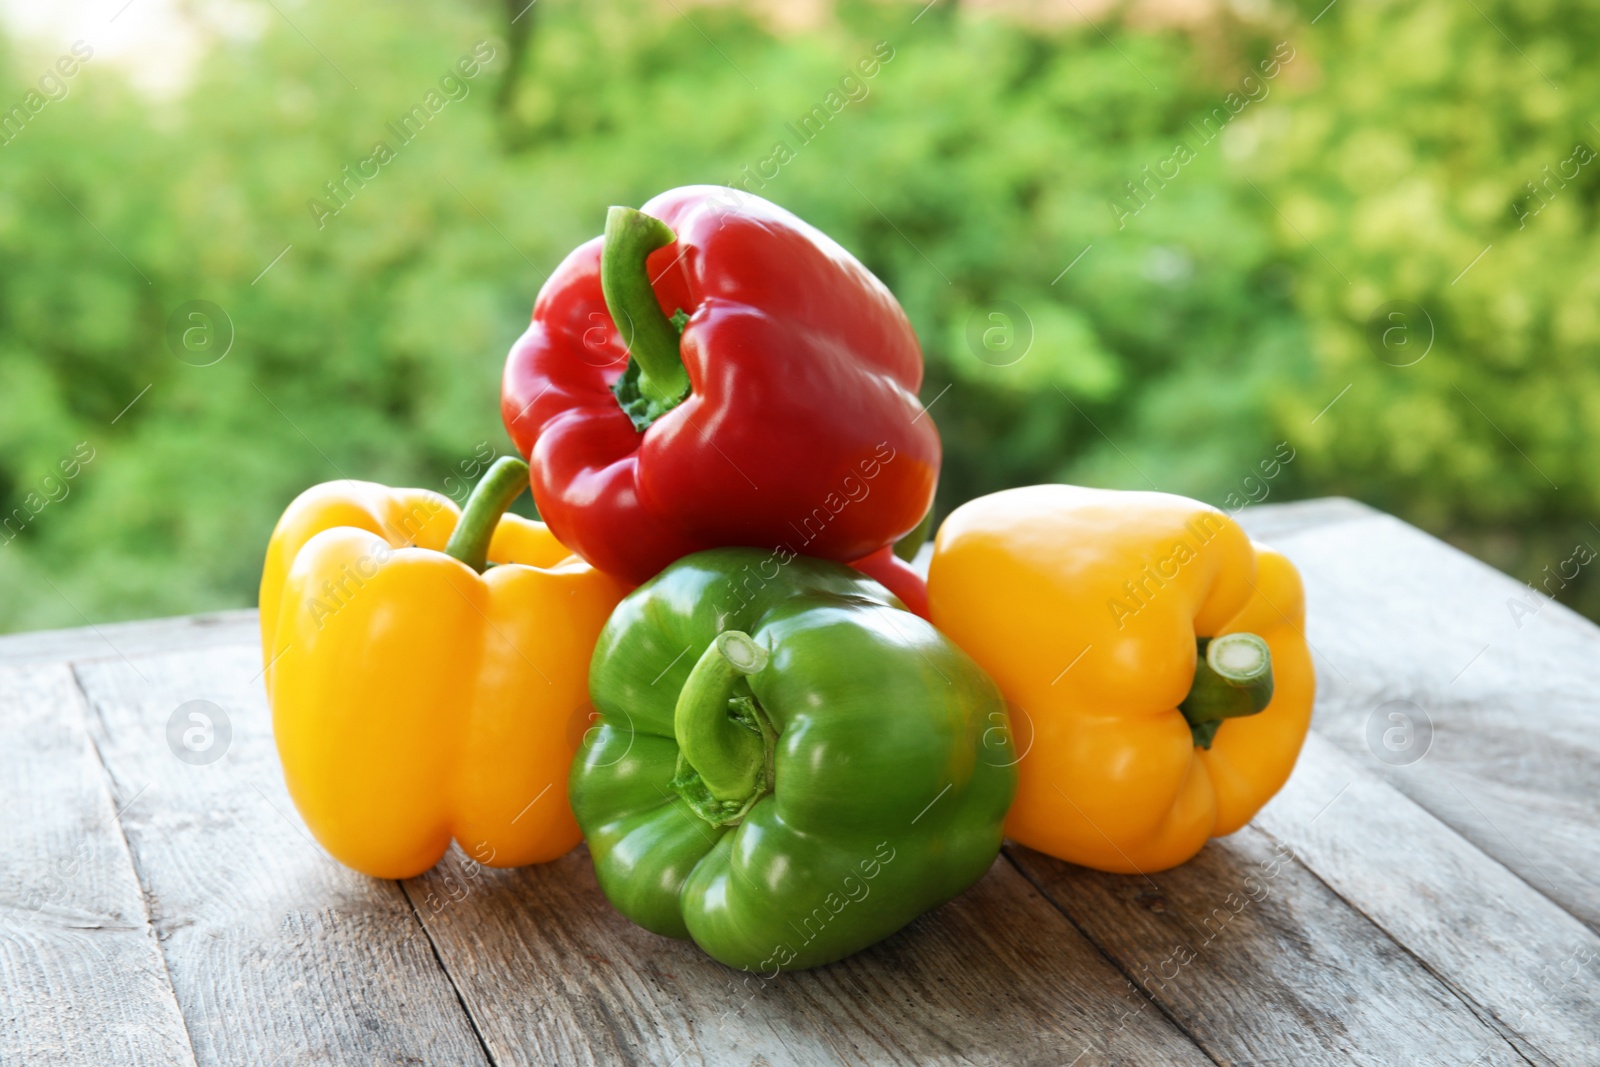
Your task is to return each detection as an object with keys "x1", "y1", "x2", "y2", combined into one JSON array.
[{"x1": 571, "y1": 547, "x2": 1017, "y2": 972}]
